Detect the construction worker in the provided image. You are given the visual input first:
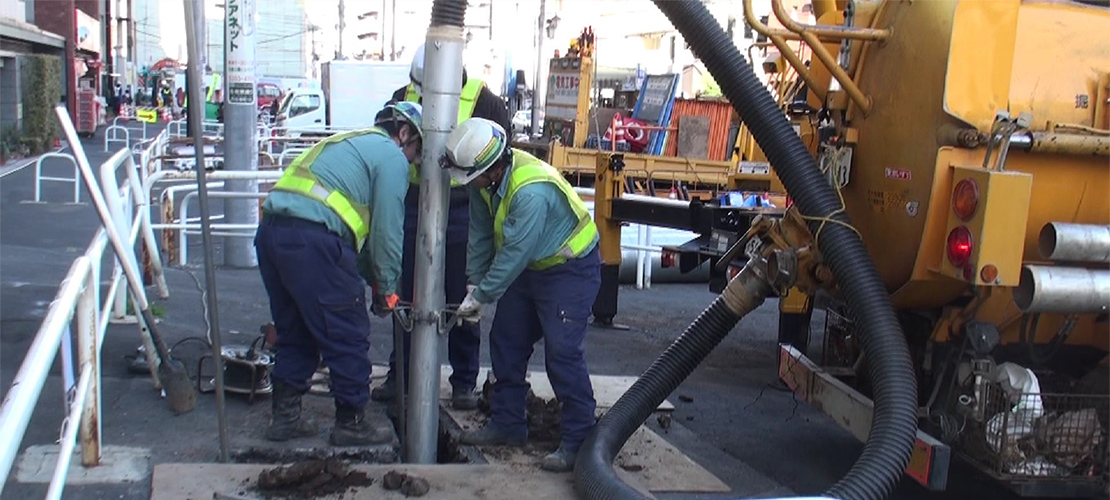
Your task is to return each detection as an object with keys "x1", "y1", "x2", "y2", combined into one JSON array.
[
  {"x1": 255, "y1": 102, "x2": 423, "y2": 446},
  {"x1": 442, "y1": 118, "x2": 600, "y2": 472},
  {"x1": 371, "y1": 44, "x2": 510, "y2": 410}
]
